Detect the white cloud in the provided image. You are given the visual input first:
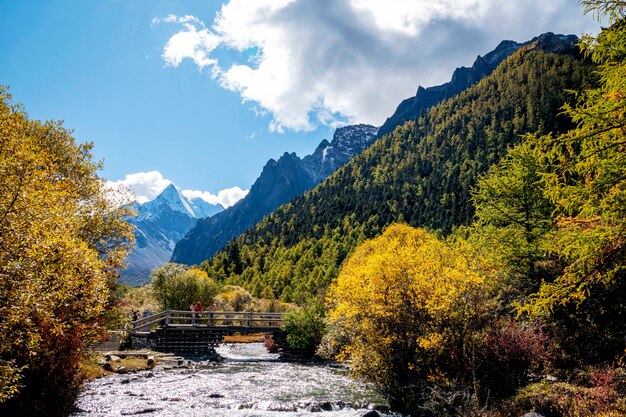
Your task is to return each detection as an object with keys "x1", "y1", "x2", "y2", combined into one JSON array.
[
  {"x1": 349, "y1": 0, "x2": 484, "y2": 35},
  {"x1": 161, "y1": 17, "x2": 220, "y2": 69},
  {"x1": 152, "y1": 14, "x2": 203, "y2": 27},
  {"x1": 106, "y1": 171, "x2": 172, "y2": 203},
  {"x1": 156, "y1": 0, "x2": 599, "y2": 132},
  {"x1": 106, "y1": 171, "x2": 248, "y2": 208},
  {"x1": 182, "y1": 187, "x2": 249, "y2": 208}
]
